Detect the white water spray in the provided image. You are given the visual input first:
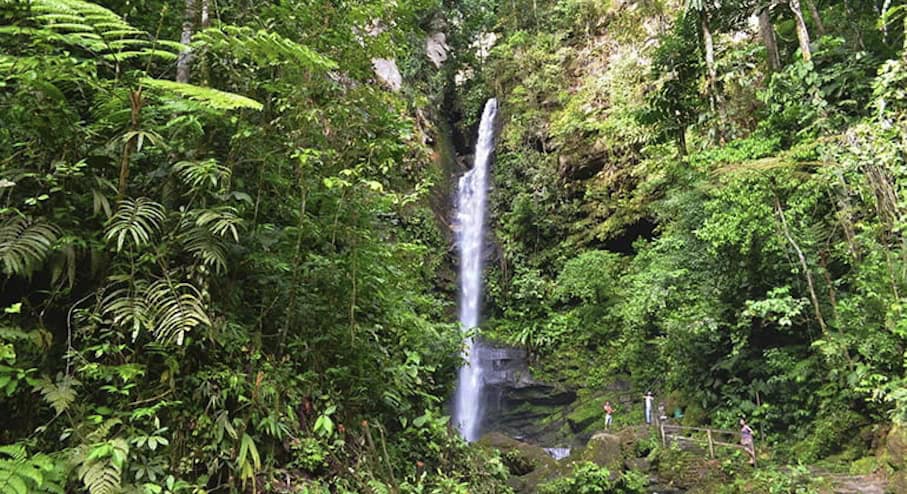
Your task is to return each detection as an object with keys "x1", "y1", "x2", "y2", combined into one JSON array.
[{"x1": 453, "y1": 98, "x2": 498, "y2": 442}]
